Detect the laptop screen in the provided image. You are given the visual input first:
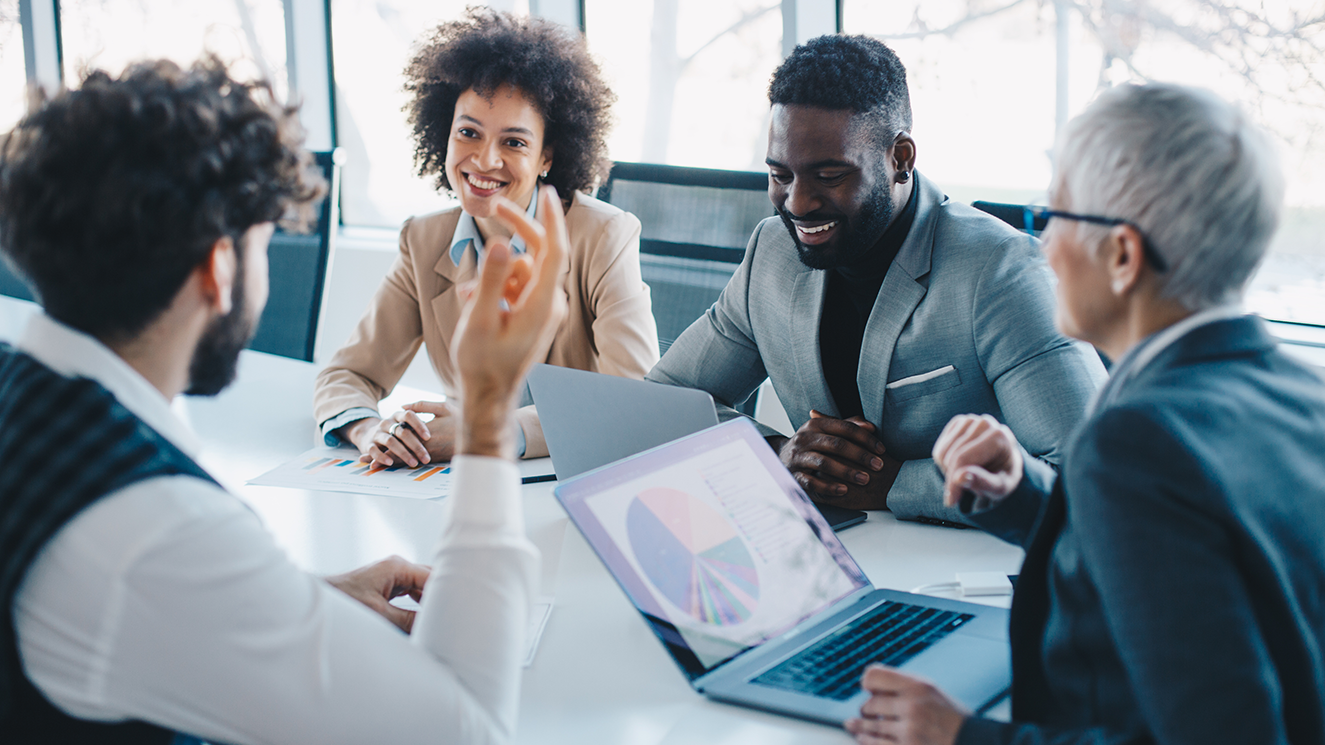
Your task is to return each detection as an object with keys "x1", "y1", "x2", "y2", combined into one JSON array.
[{"x1": 555, "y1": 419, "x2": 870, "y2": 680}]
